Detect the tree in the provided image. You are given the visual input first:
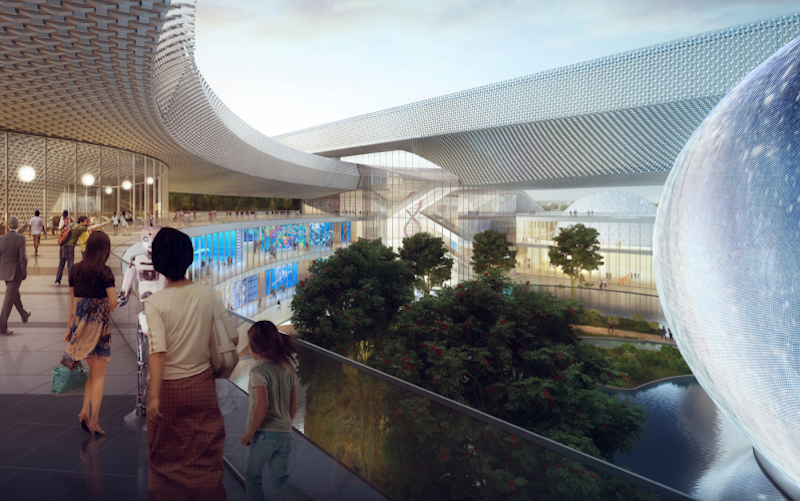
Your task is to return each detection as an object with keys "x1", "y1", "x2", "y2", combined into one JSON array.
[
  {"x1": 373, "y1": 274, "x2": 649, "y2": 500},
  {"x1": 470, "y1": 229, "x2": 516, "y2": 276},
  {"x1": 291, "y1": 238, "x2": 415, "y2": 361},
  {"x1": 548, "y1": 223, "x2": 604, "y2": 298},
  {"x1": 398, "y1": 232, "x2": 453, "y2": 291},
  {"x1": 268, "y1": 198, "x2": 277, "y2": 211}
]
